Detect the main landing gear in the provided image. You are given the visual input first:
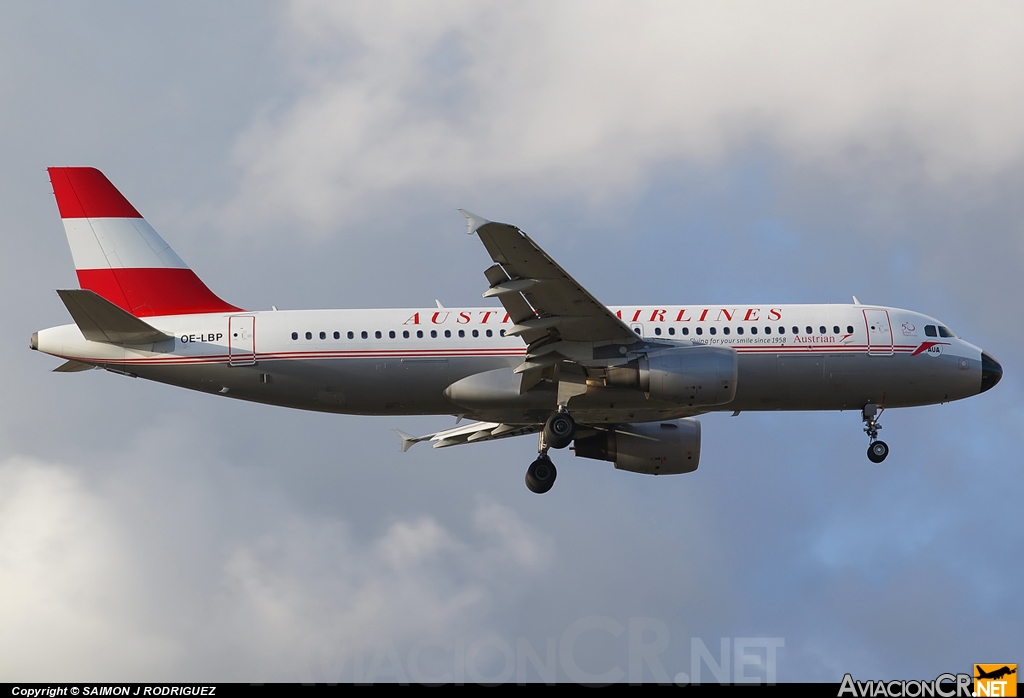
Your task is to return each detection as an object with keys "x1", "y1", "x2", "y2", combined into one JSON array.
[
  {"x1": 862, "y1": 403, "x2": 889, "y2": 463},
  {"x1": 526, "y1": 455, "x2": 557, "y2": 494},
  {"x1": 525, "y1": 409, "x2": 577, "y2": 494}
]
